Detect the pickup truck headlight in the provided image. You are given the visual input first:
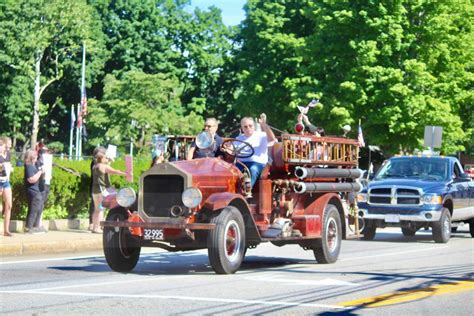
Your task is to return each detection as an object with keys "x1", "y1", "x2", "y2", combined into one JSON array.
[
  {"x1": 422, "y1": 194, "x2": 442, "y2": 205},
  {"x1": 357, "y1": 193, "x2": 367, "y2": 203},
  {"x1": 116, "y1": 187, "x2": 137, "y2": 208},
  {"x1": 182, "y1": 187, "x2": 202, "y2": 208}
]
